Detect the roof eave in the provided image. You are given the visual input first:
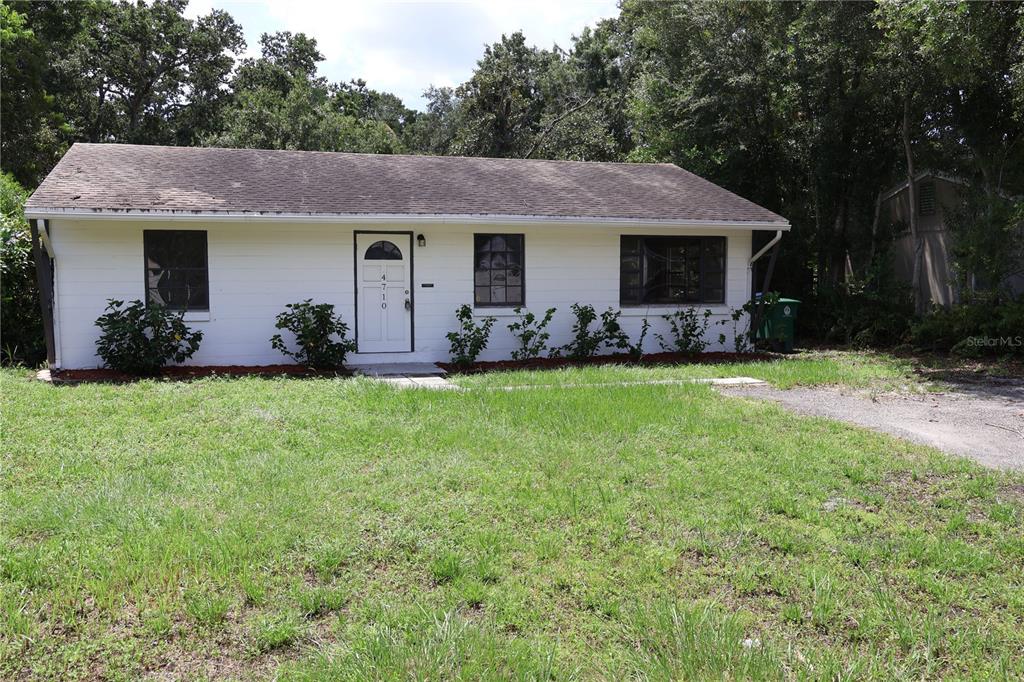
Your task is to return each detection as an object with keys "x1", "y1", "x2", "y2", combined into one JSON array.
[{"x1": 22, "y1": 207, "x2": 791, "y2": 231}]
